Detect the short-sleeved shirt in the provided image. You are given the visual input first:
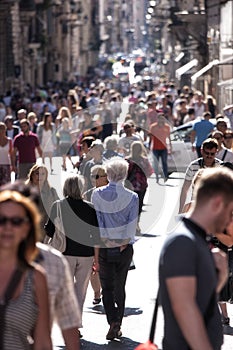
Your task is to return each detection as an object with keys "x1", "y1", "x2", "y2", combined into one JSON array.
[
  {"x1": 216, "y1": 147, "x2": 233, "y2": 163},
  {"x1": 13, "y1": 132, "x2": 40, "y2": 163},
  {"x1": 184, "y1": 157, "x2": 222, "y2": 181},
  {"x1": 192, "y1": 119, "x2": 214, "y2": 147},
  {"x1": 149, "y1": 122, "x2": 171, "y2": 150},
  {"x1": 36, "y1": 242, "x2": 81, "y2": 329},
  {"x1": 159, "y1": 218, "x2": 223, "y2": 350}
]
